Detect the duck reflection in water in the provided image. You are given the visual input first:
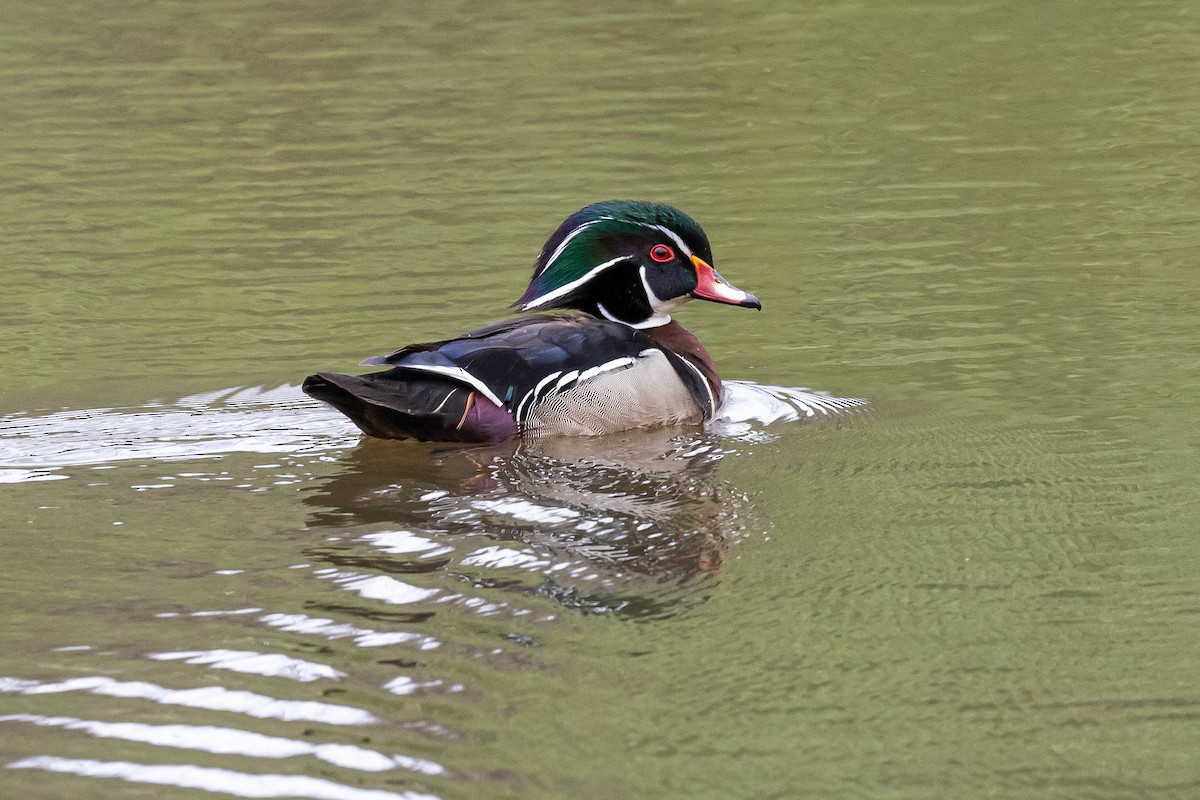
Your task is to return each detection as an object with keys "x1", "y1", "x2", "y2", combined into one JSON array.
[{"x1": 304, "y1": 426, "x2": 752, "y2": 617}]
